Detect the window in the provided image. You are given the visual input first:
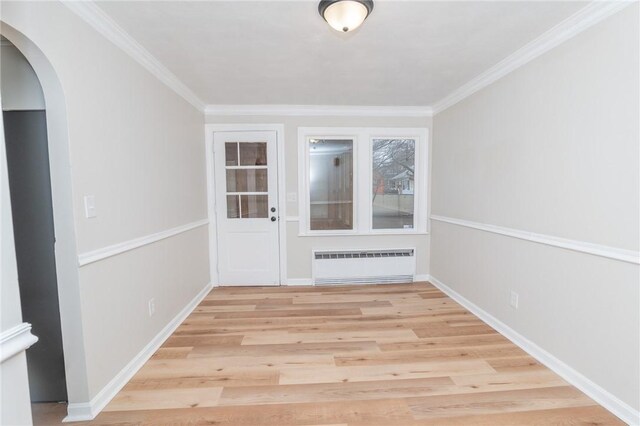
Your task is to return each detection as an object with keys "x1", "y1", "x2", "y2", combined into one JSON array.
[
  {"x1": 298, "y1": 127, "x2": 428, "y2": 235},
  {"x1": 309, "y1": 138, "x2": 354, "y2": 231}
]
